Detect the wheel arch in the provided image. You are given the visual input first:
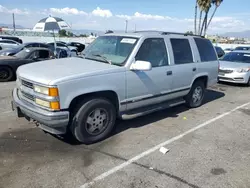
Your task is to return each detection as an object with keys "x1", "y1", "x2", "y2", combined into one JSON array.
[
  {"x1": 191, "y1": 74, "x2": 208, "y2": 88},
  {"x1": 68, "y1": 90, "x2": 120, "y2": 115}
]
